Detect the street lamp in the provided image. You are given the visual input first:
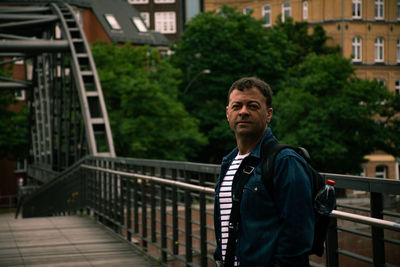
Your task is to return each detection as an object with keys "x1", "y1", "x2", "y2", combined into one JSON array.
[{"x1": 183, "y1": 69, "x2": 211, "y2": 94}]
